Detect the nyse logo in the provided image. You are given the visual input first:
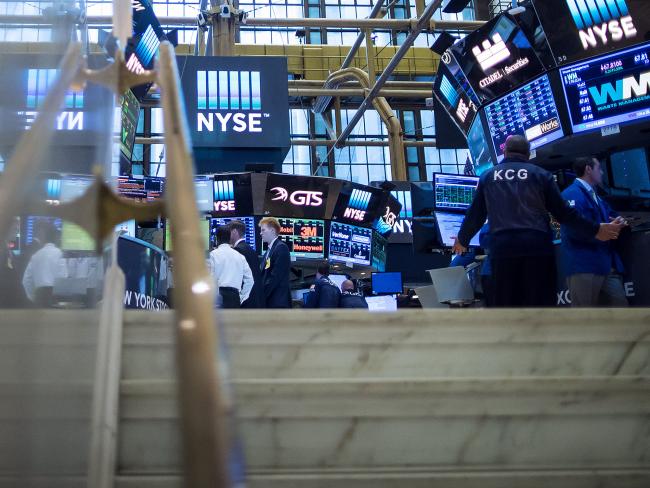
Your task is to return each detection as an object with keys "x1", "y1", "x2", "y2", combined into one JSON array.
[
  {"x1": 343, "y1": 189, "x2": 371, "y2": 221},
  {"x1": 589, "y1": 70, "x2": 650, "y2": 106},
  {"x1": 271, "y1": 187, "x2": 324, "y2": 207},
  {"x1": 565, "y1": 0, "x2": 637, "y2": 50},
  {"x1": 23, "y1": 69, "x2": 84, "y2": 130},
  {"x1": 196, "y1": 69, "x2": 266, "y2": 133},
  {"x1": 440, "y1": 75, "x2": 459, "y2": 106},
  {"x1": 472, "y1": 33, "x2": 510, "y2": 71},
  {"x1": 214, "y1": 180, "x2": 236, "y2": 212}
]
